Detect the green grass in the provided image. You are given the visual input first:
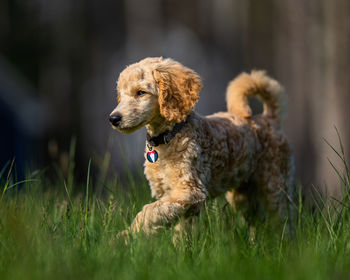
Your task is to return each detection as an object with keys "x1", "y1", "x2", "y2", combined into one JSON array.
[{"x1": 1, "y1": 131, "x2": 350, "y2": 279}]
